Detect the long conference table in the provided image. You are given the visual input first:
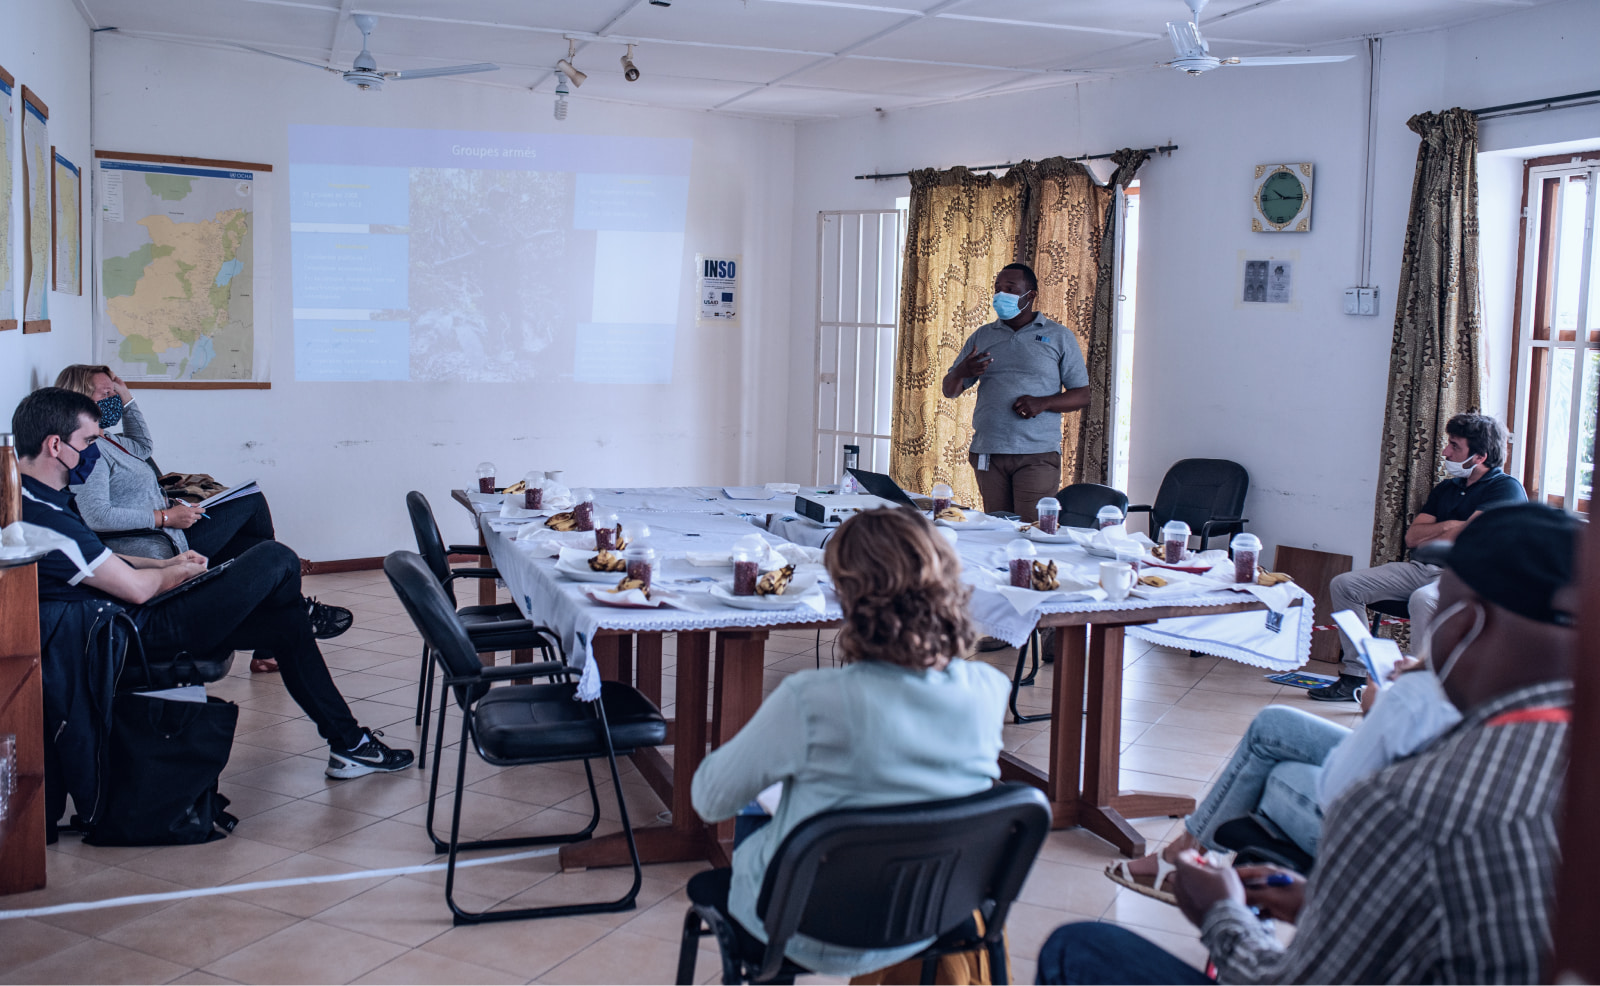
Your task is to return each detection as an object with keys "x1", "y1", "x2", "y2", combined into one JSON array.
[{"x1": 452, "y1": 486, "x2": 1309, "y2": 868}]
